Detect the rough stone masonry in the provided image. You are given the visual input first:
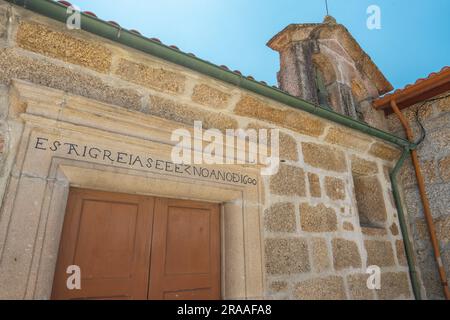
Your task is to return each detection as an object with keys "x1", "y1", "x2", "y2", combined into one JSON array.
[{"x1": 386, "y1": 92, "x2": 450, "y2": 299}]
